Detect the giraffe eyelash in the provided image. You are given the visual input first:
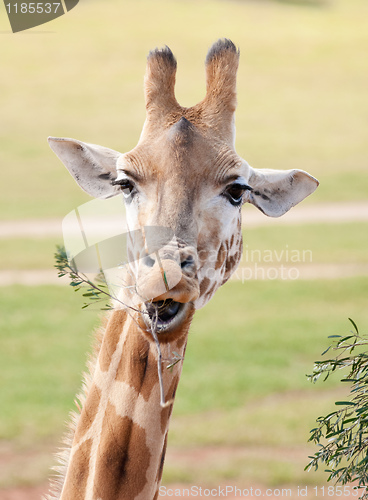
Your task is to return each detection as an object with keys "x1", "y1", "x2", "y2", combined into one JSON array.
[
  {"x1": 111, "y1": 178, "x2": 137, "y2": 198},
  {"x1": 223, "y1": 182, "x2": 252, "y2": 206}
]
